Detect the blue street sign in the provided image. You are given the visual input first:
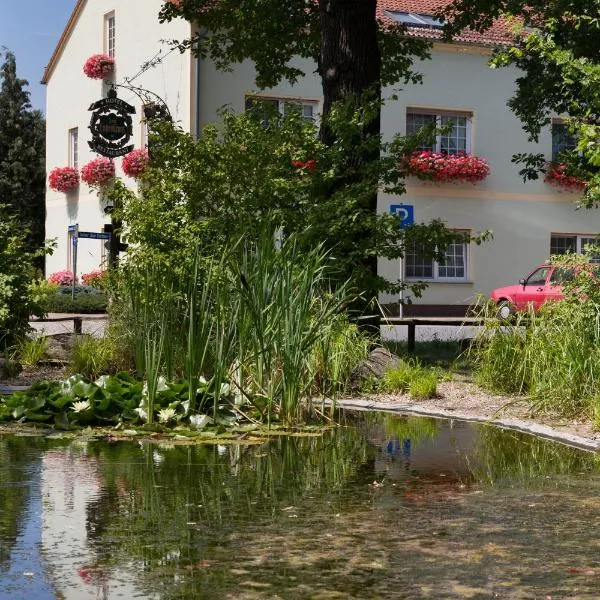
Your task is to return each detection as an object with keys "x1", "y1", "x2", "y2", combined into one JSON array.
[
  {"x1": 389, "y1": 204, "x2": 414, "y2": 228},
  {"x1": 78, "y1": 232, "x2": 111, "y2": 240},
  {"x1": 68, "y1": 224, "x2": 78, "y2": 232}
]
